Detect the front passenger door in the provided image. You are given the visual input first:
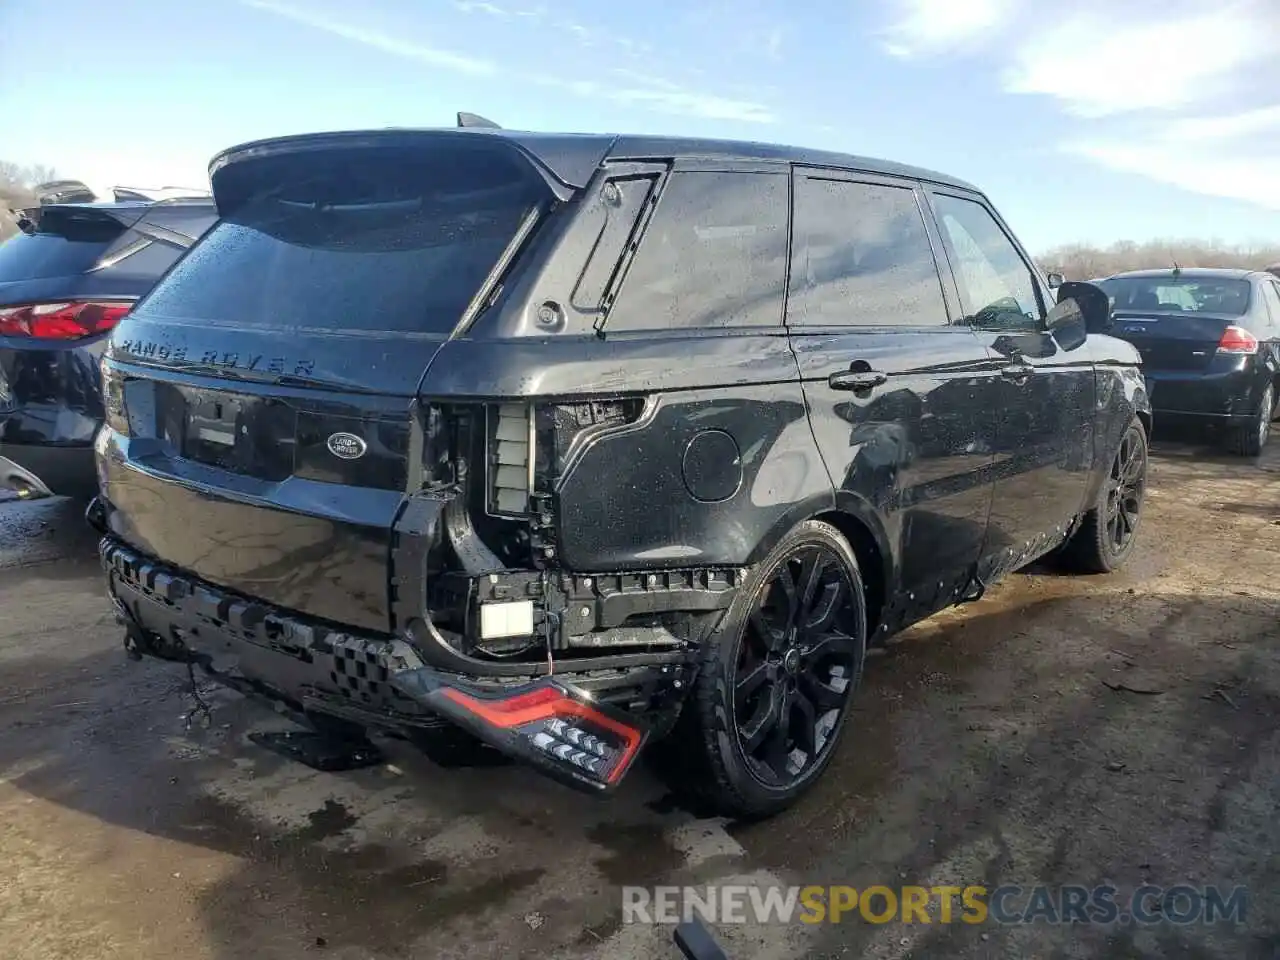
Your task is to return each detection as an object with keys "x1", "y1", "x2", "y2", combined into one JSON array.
[{"x1": 926, "y1": 190, "x2": 1095, "y2": 579}]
